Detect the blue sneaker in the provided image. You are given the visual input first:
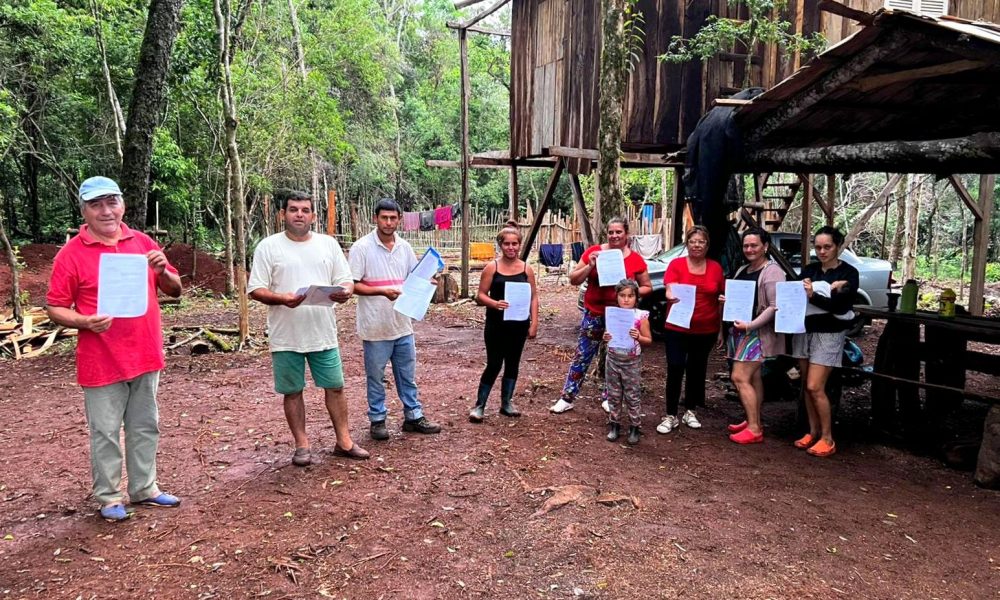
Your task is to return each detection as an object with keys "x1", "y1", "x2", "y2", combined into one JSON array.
[
  {"x1": 134, "y1": 492, "x2": 181, "y2": 508},
  {"x1": 100, "y1": 503, "x2": 130, "y2": 522}
]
